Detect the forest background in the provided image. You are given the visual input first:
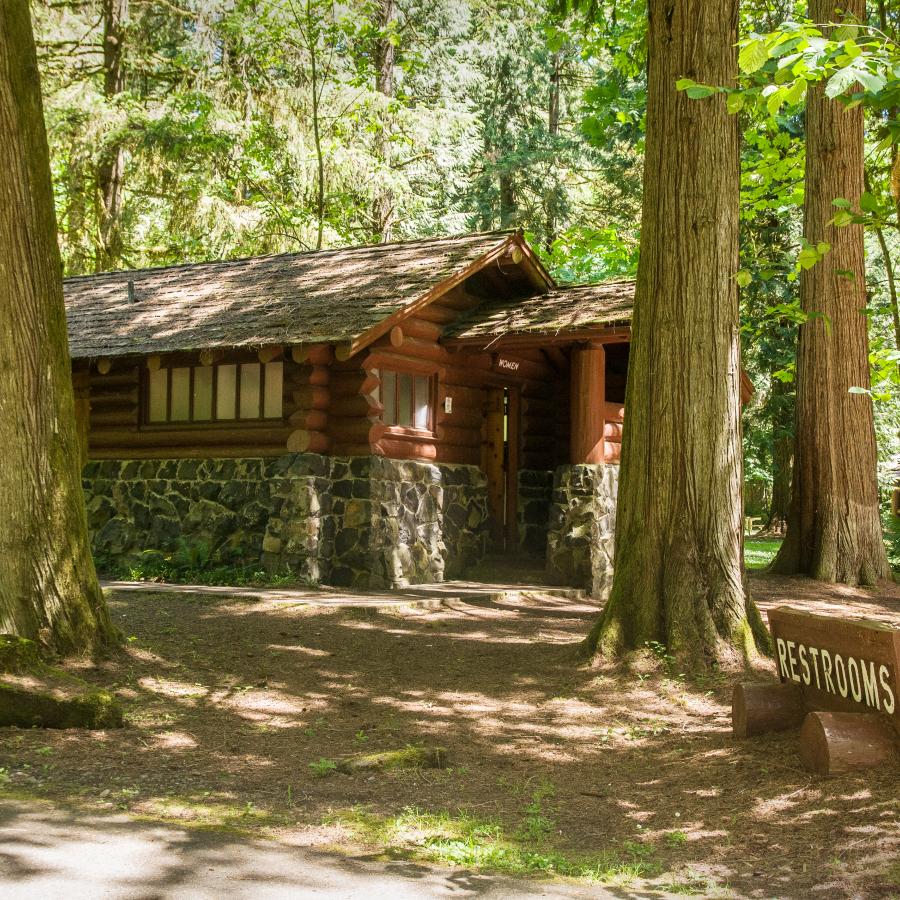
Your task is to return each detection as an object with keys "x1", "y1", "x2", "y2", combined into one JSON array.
[{"x1": 34, "y1": 0, "x2": 900, "y2": 547}]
